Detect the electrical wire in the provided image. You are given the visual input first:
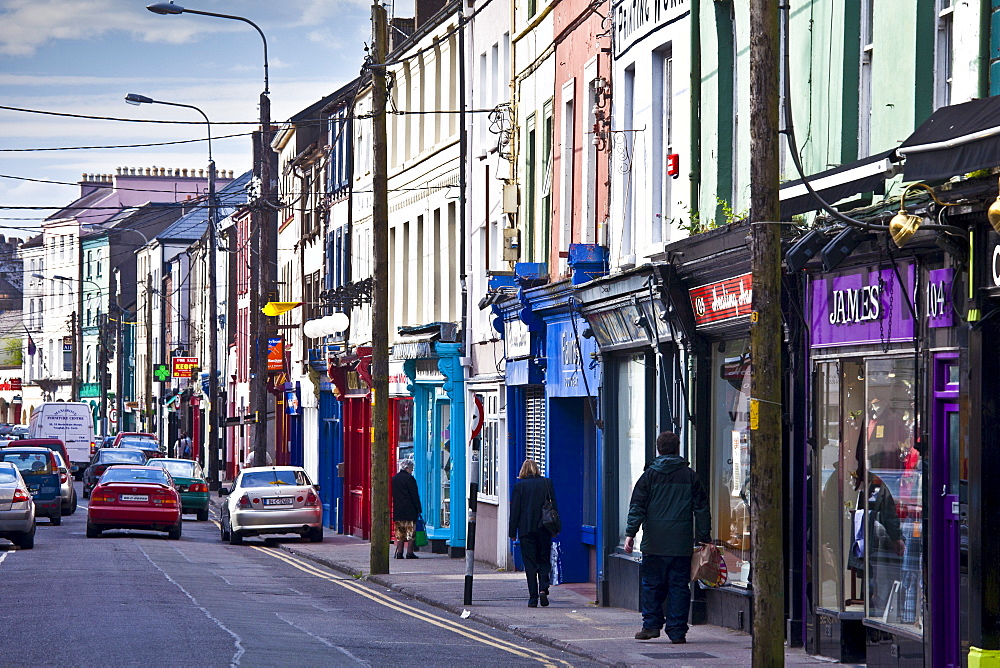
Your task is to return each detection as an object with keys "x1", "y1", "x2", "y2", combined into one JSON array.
[{"x1": 0, "y1": 132, "x2": 252, "y2": 152}]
